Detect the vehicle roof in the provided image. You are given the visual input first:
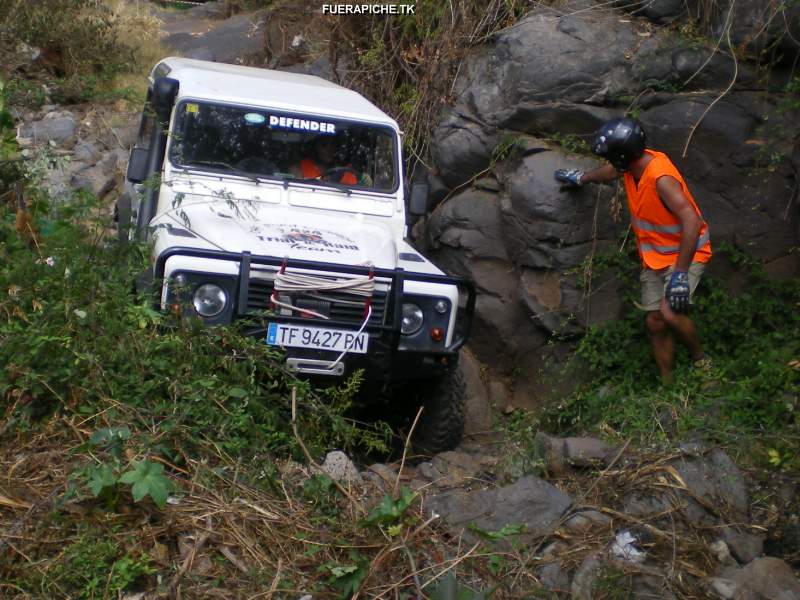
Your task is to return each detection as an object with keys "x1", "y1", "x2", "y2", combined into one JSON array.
[{"x1": 152, "y1": 57, "x2": 398, "y2": 128}]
